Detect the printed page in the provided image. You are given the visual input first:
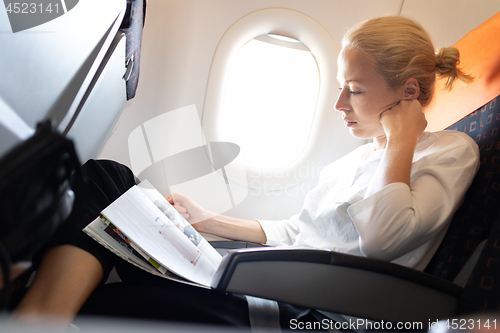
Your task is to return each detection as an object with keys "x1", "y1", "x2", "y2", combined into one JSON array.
[
  {"x1": 95, "y1": 214, "x2": 167, "y2": 274},
  {"x1": 84, "y1": 217, "x2": 209, "y2": 288},
  {"x1": 84, "y1": 217, "x2": 163, "y2": 275},
  {"x1": 101, "y1": 185, "x2": 219, "y2": 287},
  {"x1": 137, "y1": 180, "x2": 223, "y2": 267}
]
